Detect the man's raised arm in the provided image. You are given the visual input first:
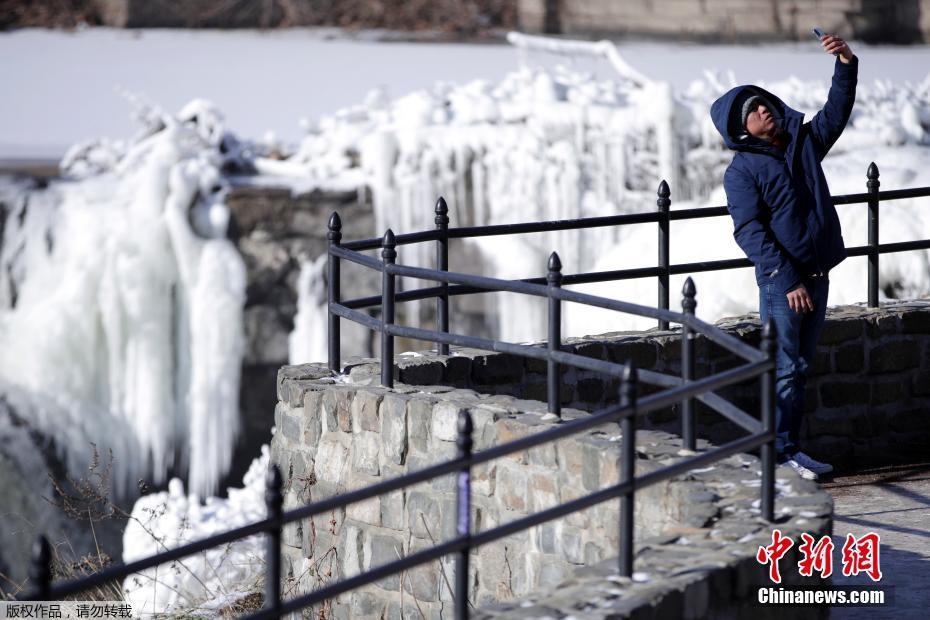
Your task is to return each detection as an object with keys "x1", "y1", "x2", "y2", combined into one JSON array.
[{"x1": 810, "y1": 33, "x2": 858, "y2": 158}]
